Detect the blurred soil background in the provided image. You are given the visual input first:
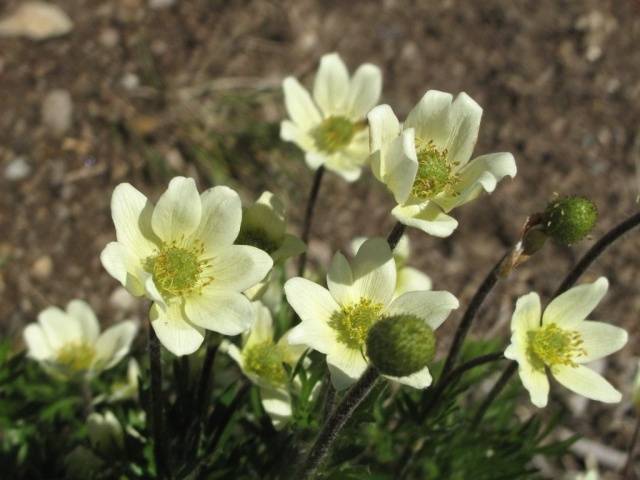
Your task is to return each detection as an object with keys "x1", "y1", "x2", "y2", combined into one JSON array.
[{"x1": 1, "y1": 0, "x2": 640, "y2": 477}]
